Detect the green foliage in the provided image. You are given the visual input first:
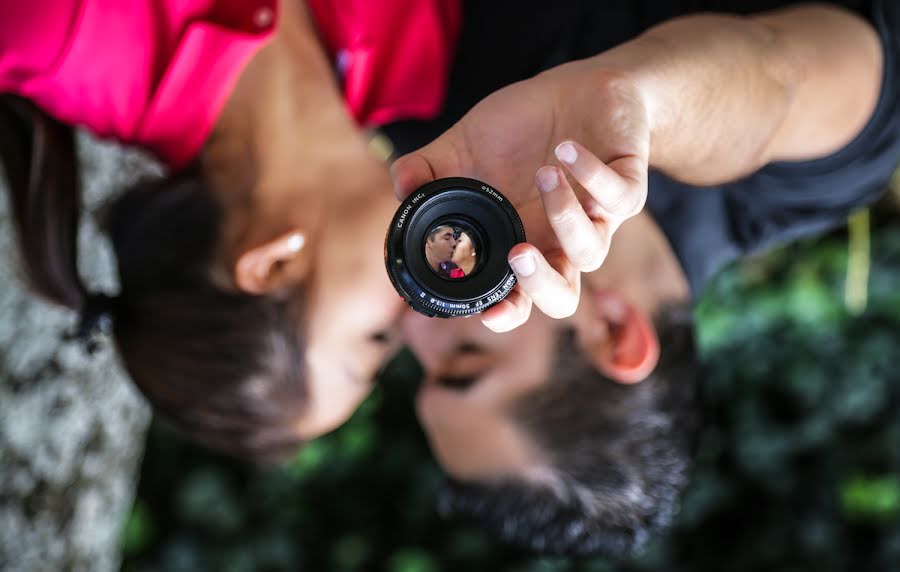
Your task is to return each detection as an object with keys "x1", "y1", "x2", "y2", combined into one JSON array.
[
  {"x1": 123, "y1": 211, "x2": 900, "y2": 572},
  {"x1": 121, "y1": 500, "x2": 156, "y2": 558},
  {"x1": 841, "y1": 475, "x2": 900, "y2": 523},
  {"x1": 386, "y1": 548, "x2": 439, "y2": 572}
]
